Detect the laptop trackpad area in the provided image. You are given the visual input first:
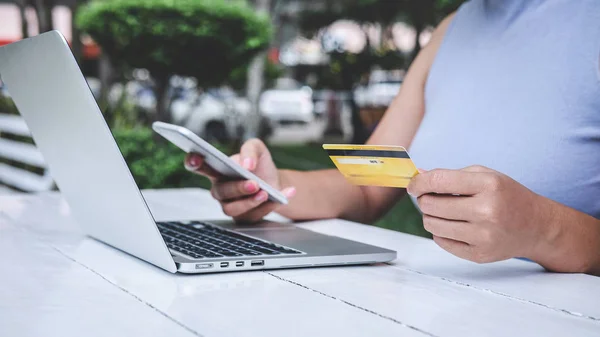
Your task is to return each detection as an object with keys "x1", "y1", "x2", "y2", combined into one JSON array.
[{"x1": 235, "y1": 226, "x2": 388, "y2": 257}]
